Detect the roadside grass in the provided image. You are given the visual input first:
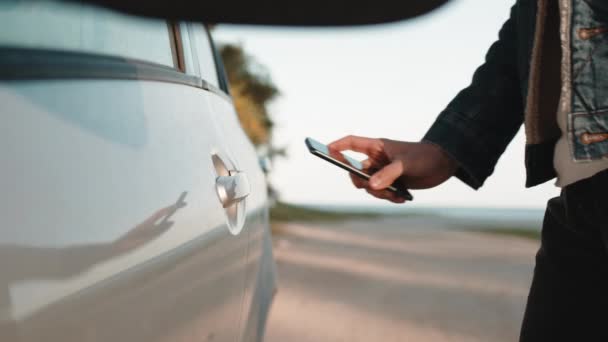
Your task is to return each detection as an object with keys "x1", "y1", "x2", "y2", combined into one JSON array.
[
  {"x1": 269, "y1": 201, "x2": 542, "y2": 240},
  {"x1": 270, "y1": 201, "x2": 380, "y2": 223},
  {"x1": 270, "y1": 201, "x2": 381, "y2": 235}
]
